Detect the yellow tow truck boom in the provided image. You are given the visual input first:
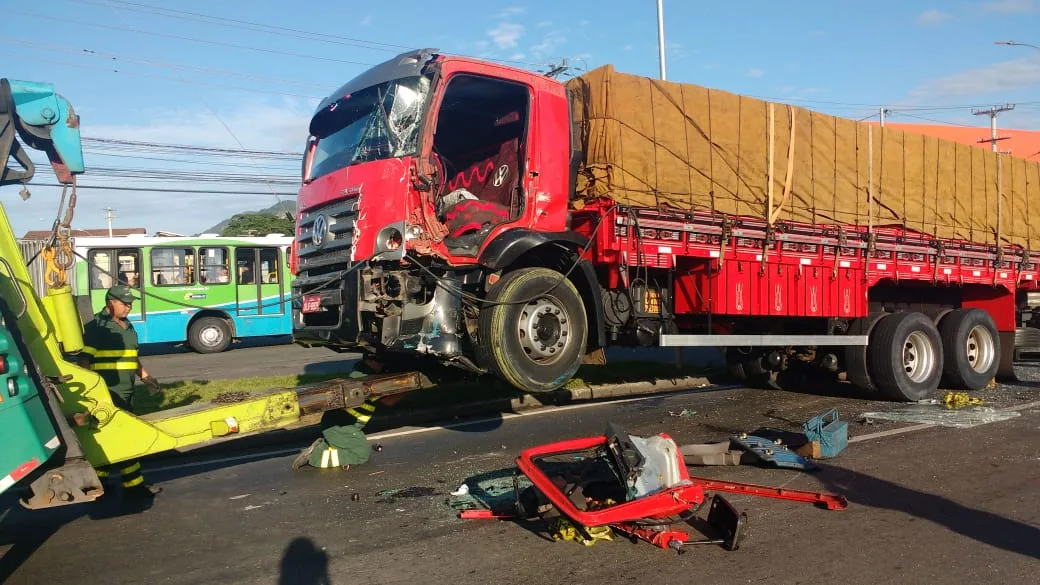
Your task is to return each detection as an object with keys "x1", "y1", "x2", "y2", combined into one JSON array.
[{"x1": 0, "y1": 78, "x2": 433, "y2": 510}]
